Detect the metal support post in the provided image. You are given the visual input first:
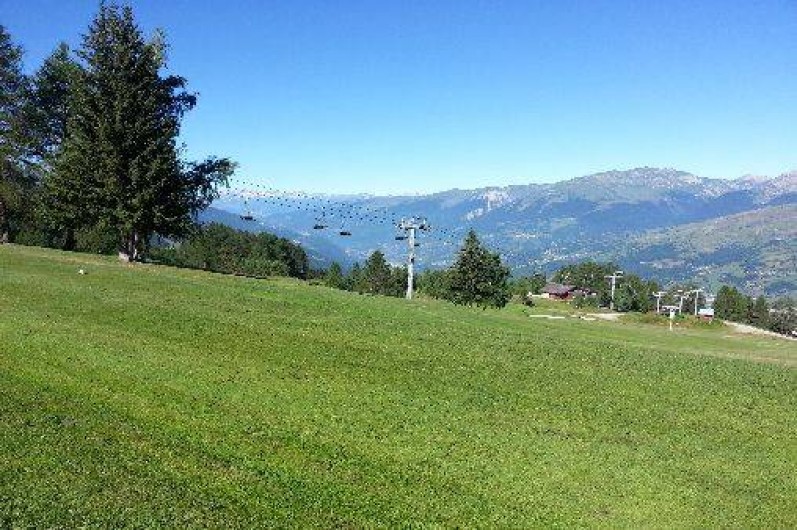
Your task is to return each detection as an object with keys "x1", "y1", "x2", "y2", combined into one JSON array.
[
  {"x1": 398, "y1": 217, "x2": 428, "y2": 300},
  {"x1": 605, "y1": 271, "x2": 623, "y2": 310}
]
